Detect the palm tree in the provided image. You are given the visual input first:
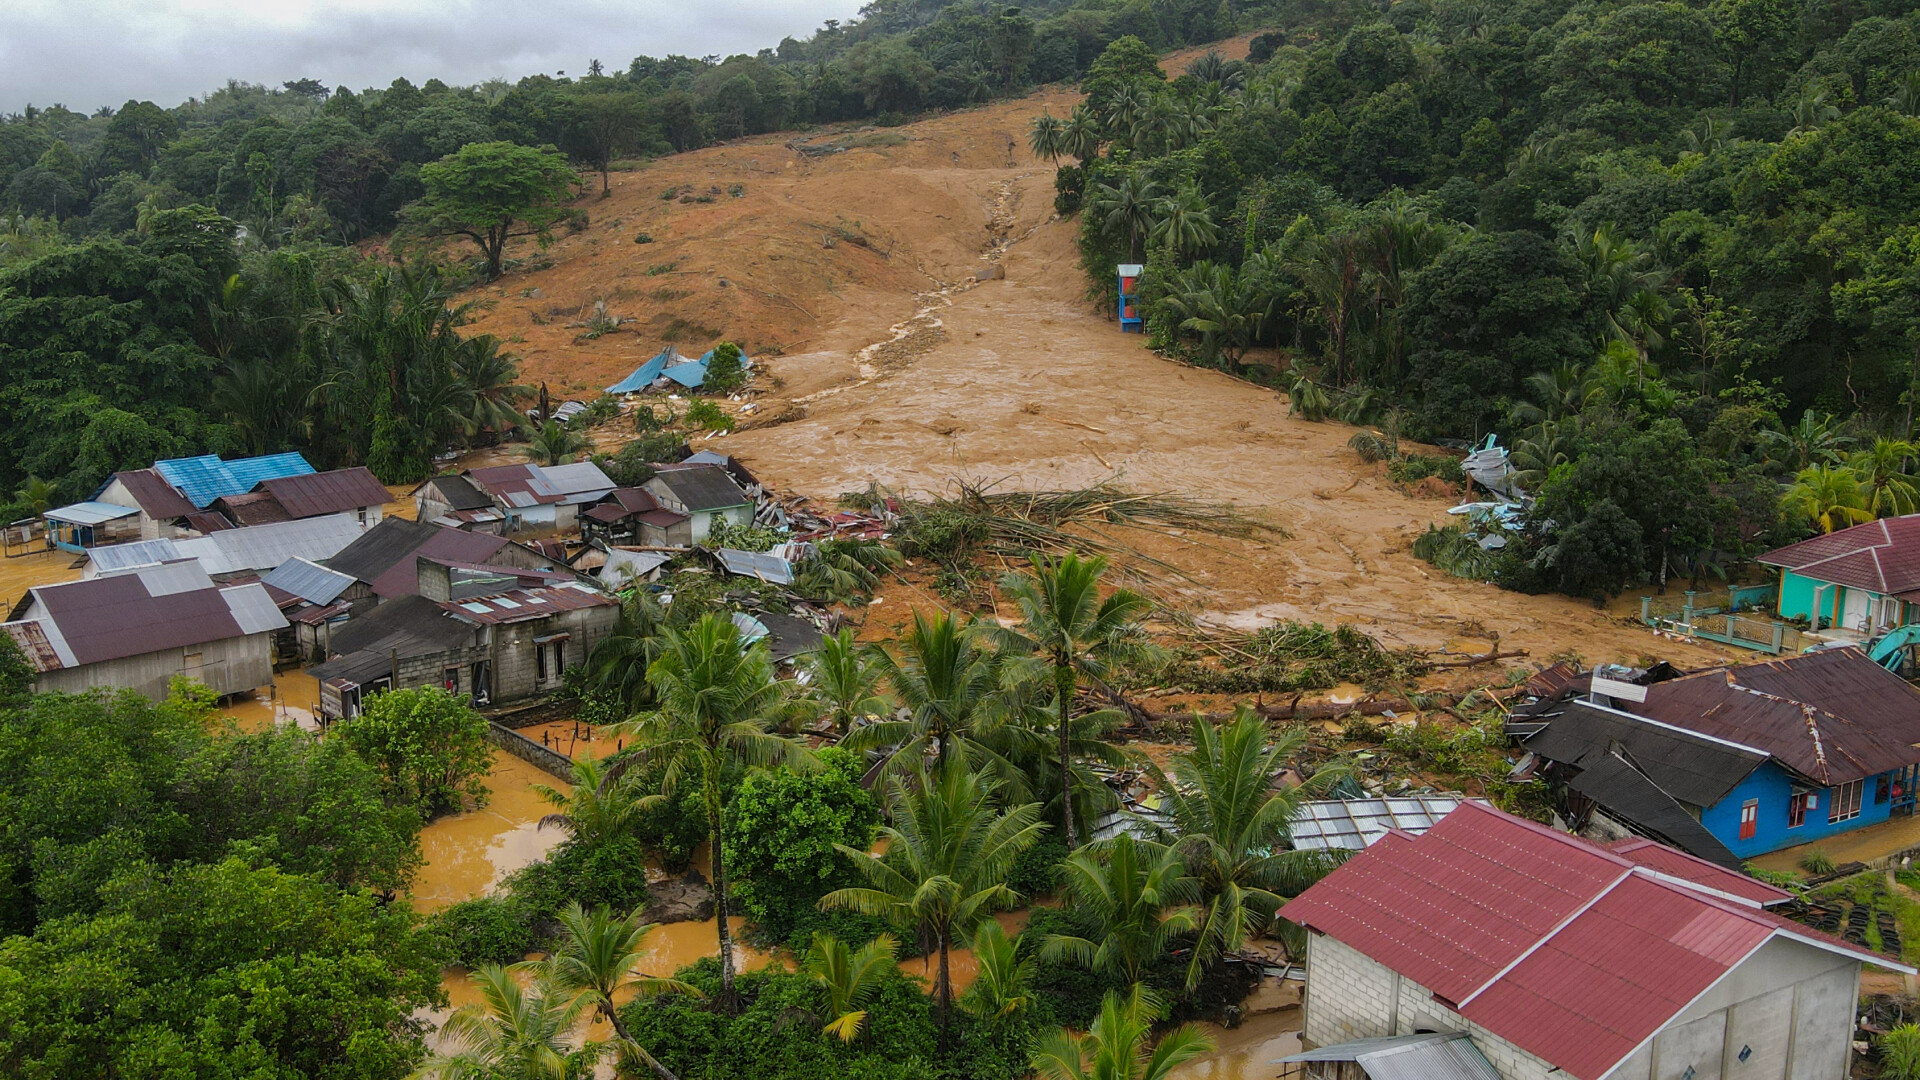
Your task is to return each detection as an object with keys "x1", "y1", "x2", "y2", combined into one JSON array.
[
  {"x1": 805, "y1": 932, "x2": 901, "y2": 1042},
  {"x1": 1061, "y1": 105, "x2": 1104, "y2": 163},
  {"x1": 454, "y1": 334, "x2": 530, "y2": 439},
  {"x1": 1764, "y1": 410, "x2": 1855, "y2": 473},
  {"x1": 821, "y1": 763, "x2": 1046, "y2": 1028},
  {"x1": 1090, "y1": 174, "x2": 1161, "y2": 262},
  {"x1": 585, "y1": 591, "x2": 671, "y2": 714},
  {"x1": 1849, "y1": 438, "x2": 1920, "y2": 517},
  {"x1": 1149, "y1": 184, "x2": 1217, "y2": 260},
  {"x1": 1286, "y1": 229, "x2": 1368, "y2": 385},
  {"x1": 1030, "y1": 985, "x2": 1213, "y2": 1080},
  {"x1": 959, "y1": 920, "x2": 1034, "y2": 1021},
  {"x1": 12, "y1": 476, "x2": 55, "y2": 516},
  {"x1": 1789, "y1": 87, "x2": 1840, "y2": 135},
  {"x1": 533, "y1": 754, "x2": 646, "y2": 849},
  {"x1": 1137, "y1": 709, "x2": 1345, "y2": 990},
  {"x1": 801, "y1": 628, "x2": 892, "y2": 737},
  {"x1": 1162, "y1": 261, "x2": 1266, "y2": 364},
  {"x1": 852, "y1": 609, "x2": 1017, "y2": 782},
  {"x1": 610, "y1": 613, "x2": 811, "y2": 1011},
  {"x1": 1786, "y1": 464, "x2": 1875, "y2": 533},
  {"x1": 527, "y1": 419, "x2": 590, "y2": 466},
  {"x1": 995, "y1": 552, "x2": 1154, "y2": 849},
  {"x1": 1104, "y1": 84, "x2": 1152, "y2": 146},
  {"x1": 410, "y1": 963, "x2": 592, "y2": 1080},
  {"x1": 1041, "y1": 834, "x2": 1195, "y2": 987},
  {"x1": 1029, "y1": 113, "x2": 1066, "y2": 164},
  {"x1": 539, "y1": 902, "x2": 702, "y2": 1080},
  {"x1": 795, "y1": 537, "x2": 903, "y2": 603},
  {"x1": 1513, "y1": 362, "x2": 1592, "y2": 424}
]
